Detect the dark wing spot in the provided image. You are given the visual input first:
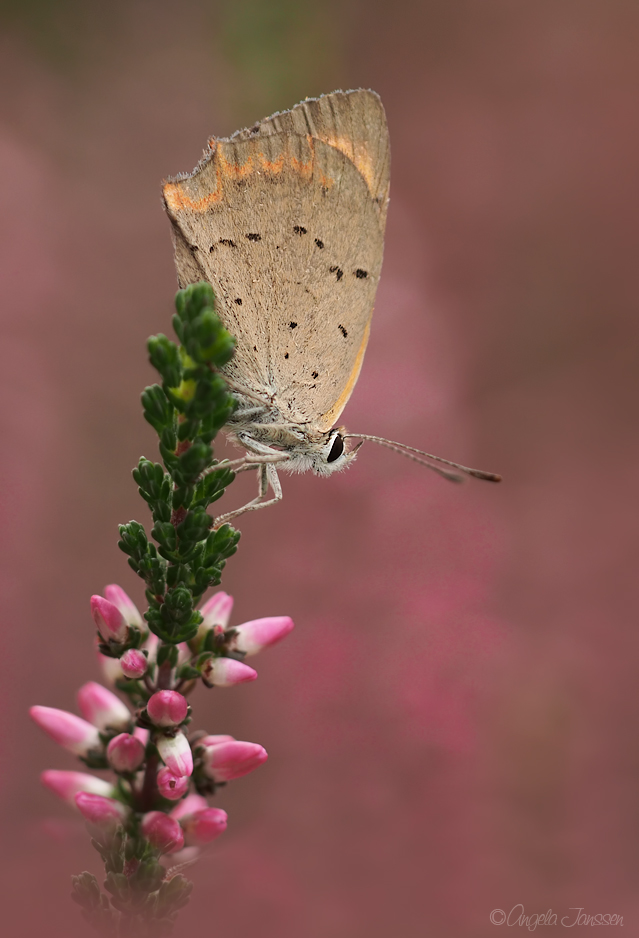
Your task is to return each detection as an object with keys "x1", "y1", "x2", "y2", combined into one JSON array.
[
  {"x1": 209, "y1": 245, "x2": 215, "y2": 253},
  {"x1": 284, "y1": 353, "x2": 289, "y2": 359},
  {"x1": 246, "y1": 233, "x2": 261, "y2": 241},
  {"x1": 311, "y1": 370, "x2": 318, "y2": 379},
  {"x1": 314, "y1": 238, "x2": 324, "y2": 249},
  {"x1": 338, "y1": 324, "x2": 348, "y2": 338},
  {"x1": 253, "y1": 345, "x2": 257, "y2": 351},
  {"x1": 234, "y1": 298, "x2": 243, "y2": 305},
  {"x1": 190, "y1": 244, "x2": 199, "y2": 252},
  {"x1": 219, "y1": 239, "x2": 236, "y2": 247},
  {"x1": 330, "y1": 266, "x2": 344, "y2": 281},
  {"x1": 289, "y1": 321, "x2": 297, "y2": 329},
  {"x1": 355, "y1": 268, "x2": 368, "y2": 279},
  {"x1": 293, "y1": 225, "x2": 307, "y2": 235}
]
